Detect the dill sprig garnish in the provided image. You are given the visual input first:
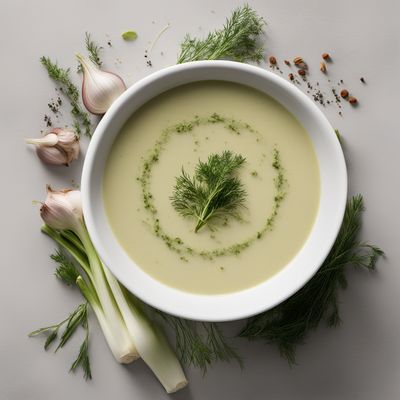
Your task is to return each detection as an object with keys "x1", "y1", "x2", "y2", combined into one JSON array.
[
  {"x1": 52, "y1": 249, "x2": 80, "y2": 286},
  {"x1": 177, "y1": 4, "x2": 265, "y2": 63},
  {"x1": 239, "y1": 195, "x2": 384, "y2": 364},
  {"x1": 29, "y1": 302, "x2": 92, "y2": 379},
  {"x1": 85, "y1": 32, "x2": 102, "y2": 67},
  {"x1": 157, "y1": 312, "x2": 242, "y2": 373},
  {"x1": 171, "y1": 151, "x2": 247, "y2": 232},
  {"x1": 40, "y1": 56, "x2": 91, "y2": 137}
]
